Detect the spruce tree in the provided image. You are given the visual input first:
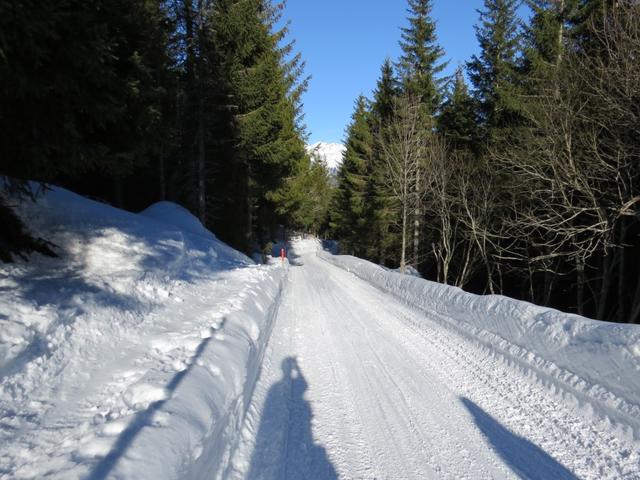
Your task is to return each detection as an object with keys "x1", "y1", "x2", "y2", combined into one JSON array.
[
  {"x1": 0, "y1": 0, "x2": 172, "y2": 259},
  {"x1": 397, "y1": 0, "x2": 447, "y2": 116},
  {"x1": 372, "y1": 59, "x2": 401, "y2": 126},
  {"x1": 275, "y1": 153, "x2": 332, "y2": 235},
  {"x1": 331, "y1": 96, "x2": 374, "y2": 256},
  {"x1": 208, "y1": 0, "x2": 307, "y2": 252},
  {"x1": 367, "y1": 60, "x2": 401, "y2": 264},
  {"x1": 522, "y1": 0, "x2": 568, "y2": 79},
  {"x1": 0, "y1": 0, "x2": 170, "y2": 189},
  {"x1": 467, "y1": 0, "x2": 523, "y2": 139},
  {"x1": 567, "y1": 0, "x2": 615, "y2": 53},
  {"x1": 396, "y1": 0, "x2": 448, "y2": 270},
  {"x1": 437, "y1": 68, "x2": 478, "y2": 152}
]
